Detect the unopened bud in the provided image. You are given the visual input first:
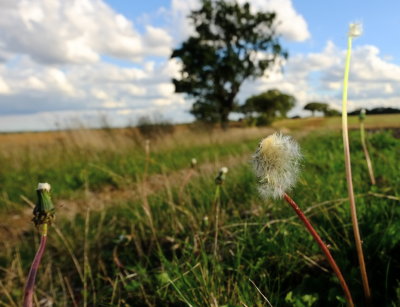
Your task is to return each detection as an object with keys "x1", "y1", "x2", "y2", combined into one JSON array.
[
  {"x1": 215, "y1": 167, "x2": 228, "y2": 185},
  {"x1": 33, "y1": 183, "x2": 55, "y2": 226}
]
